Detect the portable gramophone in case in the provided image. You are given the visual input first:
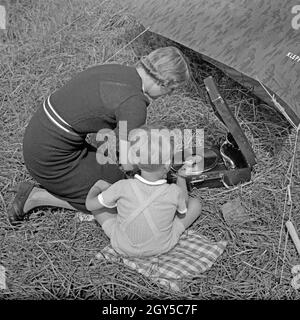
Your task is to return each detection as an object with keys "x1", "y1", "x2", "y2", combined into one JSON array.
[{"x1": 167, "y1": 76, "x2": 257, "y2": 191}]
